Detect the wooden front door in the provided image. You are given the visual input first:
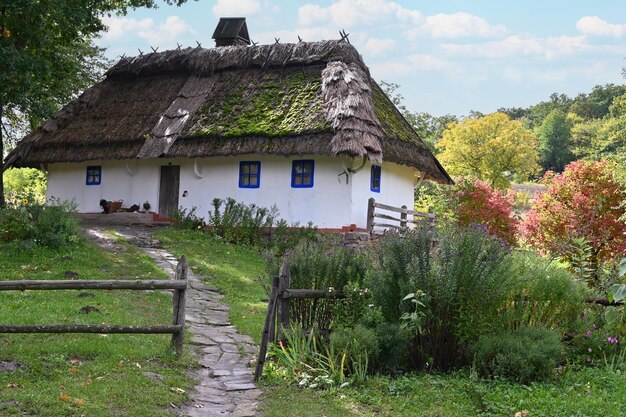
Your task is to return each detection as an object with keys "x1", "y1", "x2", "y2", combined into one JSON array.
[{"x1": 158, "y1": 165, "x2": 180, "y2": 217}]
